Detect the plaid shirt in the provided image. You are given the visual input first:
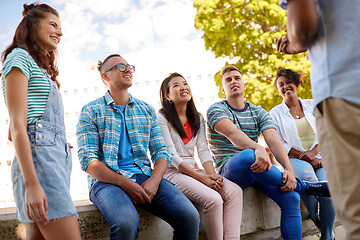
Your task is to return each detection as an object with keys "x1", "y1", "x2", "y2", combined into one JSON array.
[{"x1": 76, "y1": 91, "x2": 172, "y2": 189}]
